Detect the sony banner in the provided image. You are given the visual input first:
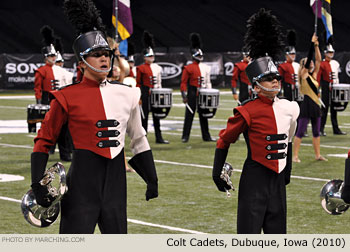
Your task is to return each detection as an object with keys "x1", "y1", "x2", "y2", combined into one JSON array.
[{"x1": 0, "y1": 53, "x2": 76, "y2": 89}]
